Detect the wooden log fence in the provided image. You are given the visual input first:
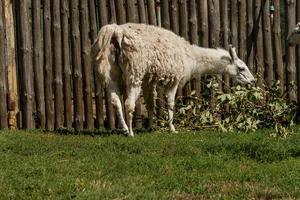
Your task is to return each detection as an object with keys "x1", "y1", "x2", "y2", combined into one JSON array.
[{"x1": 0, "y1": 0, "x2": 299, "y2": 130}]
